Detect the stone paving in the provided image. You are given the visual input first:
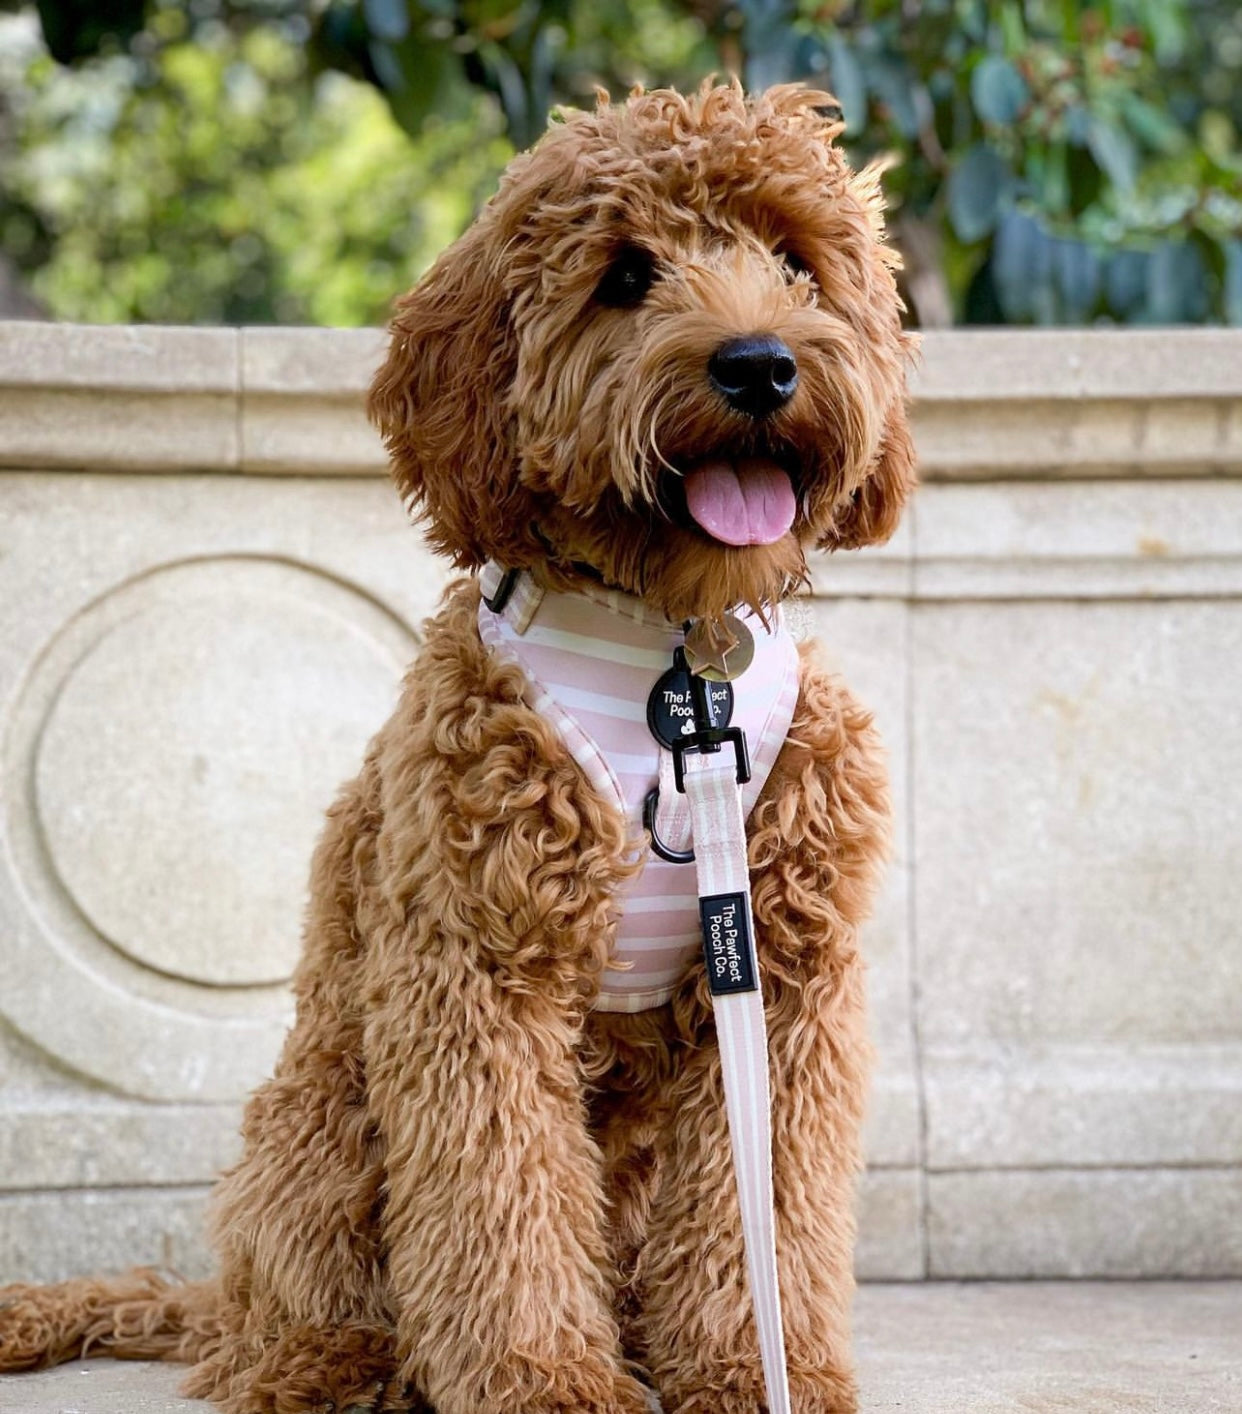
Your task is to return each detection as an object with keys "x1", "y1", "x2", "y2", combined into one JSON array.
[{"x1": 1, "y1": 1282, "x2": 1238, "y2": 1413}]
